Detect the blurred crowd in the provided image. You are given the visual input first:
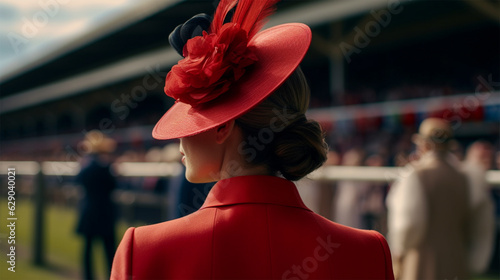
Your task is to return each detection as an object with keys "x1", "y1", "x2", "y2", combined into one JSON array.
[
  {"x1": 331, "y1": 84, "x2": 459, "y2": 107},
  {"x1": 1, "y1": 118, "x2": 499, "y2": 278}
]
